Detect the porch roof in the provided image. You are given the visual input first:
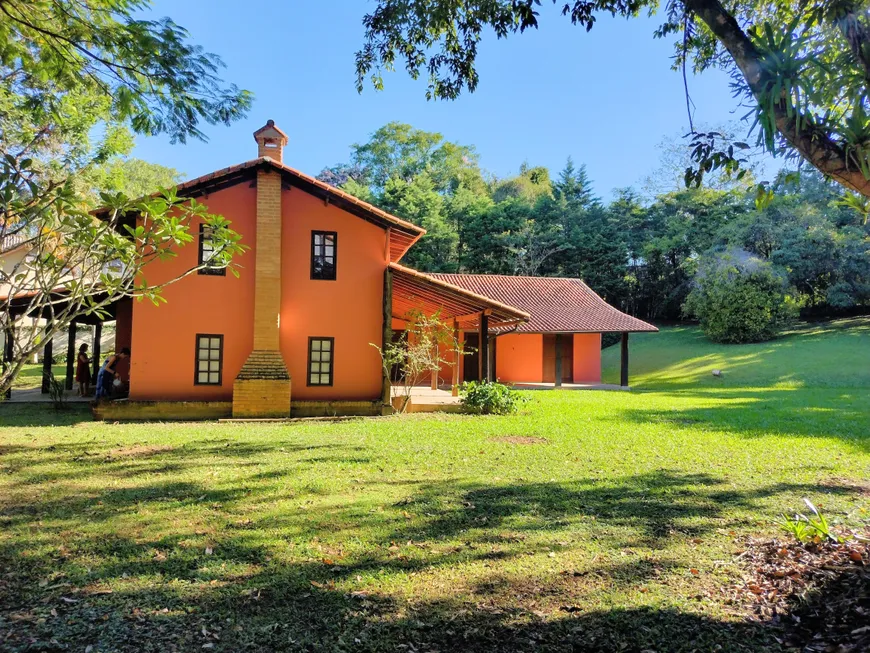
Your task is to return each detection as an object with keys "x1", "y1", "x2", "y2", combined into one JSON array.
[
  {"x1": 2, "y1": 289, "x2": 121, "y2": 324},
  {"x1": 427, "y1": 274, "x2": 658, "y2": 334},
  {"x1": 390, "y1": 263, "x2": 530, "y2": 329}
]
